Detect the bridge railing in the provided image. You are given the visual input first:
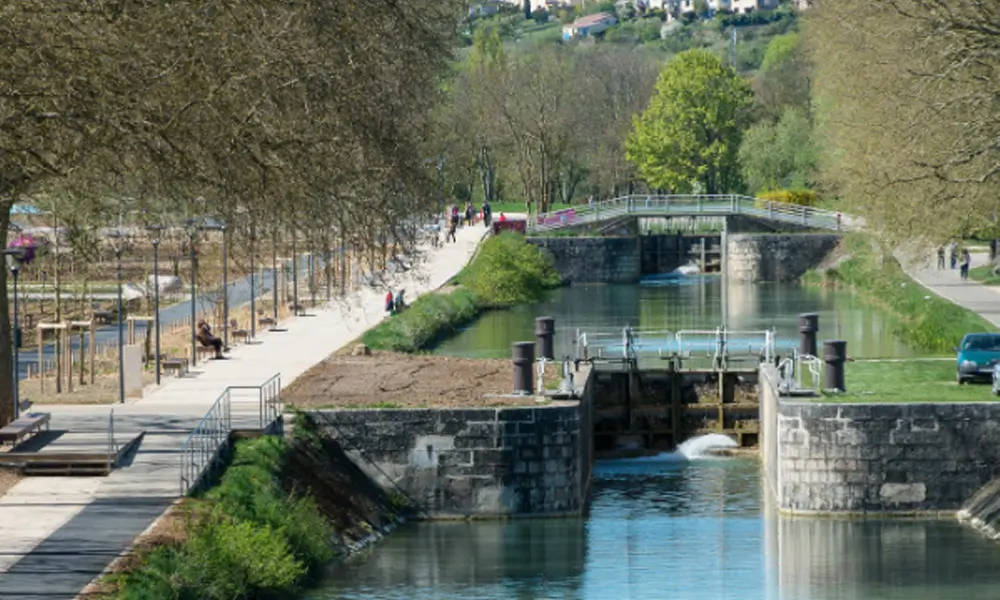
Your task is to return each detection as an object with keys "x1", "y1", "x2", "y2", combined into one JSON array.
[{"x1": 527, "y1": 194, "x2": 848, "y2": 234}]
